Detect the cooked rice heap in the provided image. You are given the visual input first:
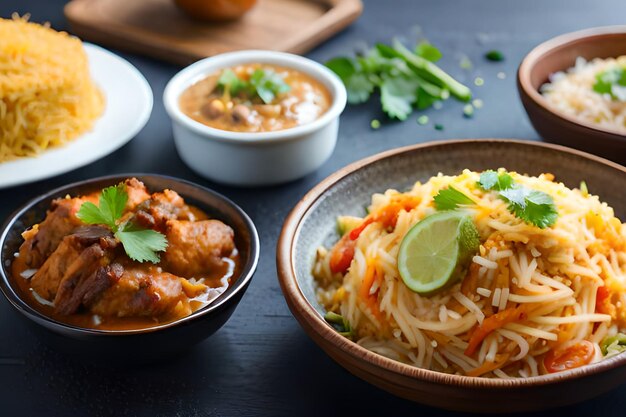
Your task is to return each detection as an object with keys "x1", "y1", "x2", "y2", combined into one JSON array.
[
  {"x1": 541, "y1": 56, "x2": 626, "y2": 132},
  {"x1": 314, "y1": 170, "x2": 626, "y2": 378},
  {"x1": 0, "y1": 15, "x2": 104, "y2": 162}
]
